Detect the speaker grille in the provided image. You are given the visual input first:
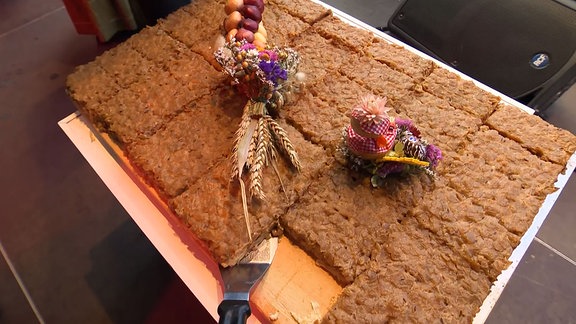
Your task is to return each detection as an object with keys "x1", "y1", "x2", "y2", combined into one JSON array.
[{"x1": 390, "y1": 0, "x2": 576, "y2": 98}]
